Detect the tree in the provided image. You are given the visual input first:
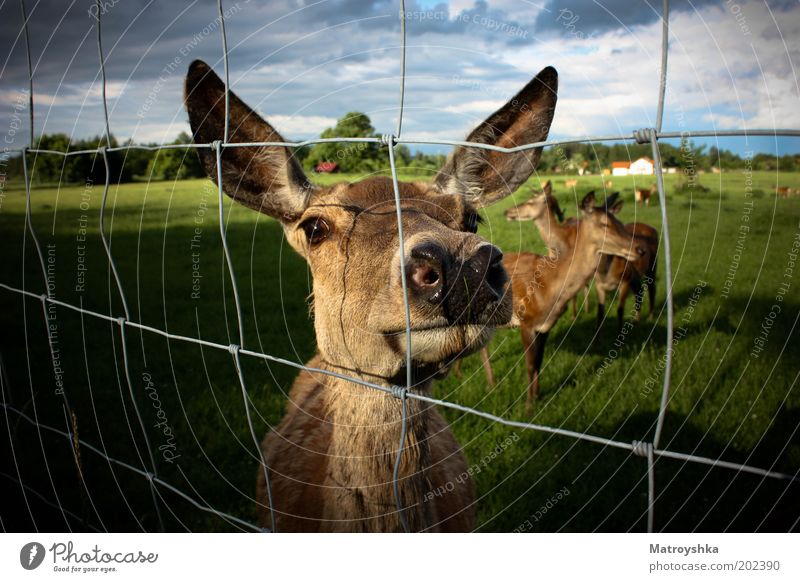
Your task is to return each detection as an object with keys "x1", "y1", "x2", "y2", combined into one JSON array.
[
  {"x1": 146, "y1": 132, "x2": 204, "y2": 180},
  {"x1": 303, "y1": 112, "x2": 383, "y2": 173}
]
